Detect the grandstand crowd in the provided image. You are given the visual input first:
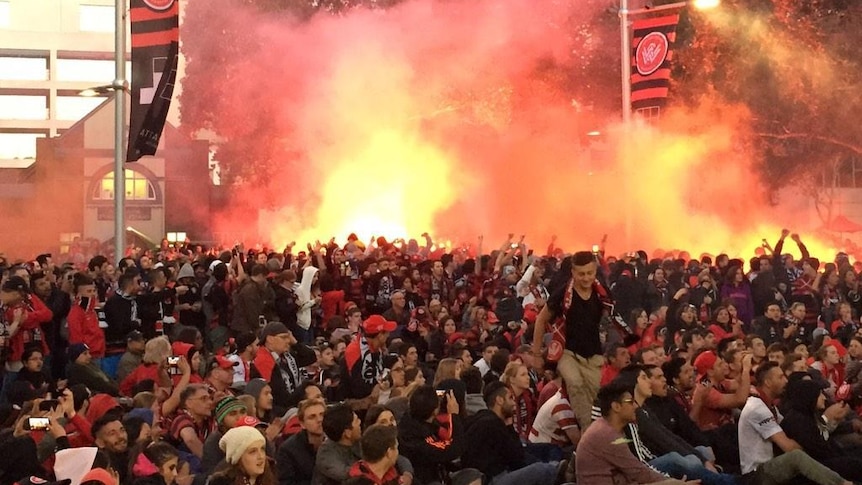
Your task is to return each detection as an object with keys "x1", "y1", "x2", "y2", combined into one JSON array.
[{"x1": 2, "y1": 229, "x2": 862, "y2": 485}]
